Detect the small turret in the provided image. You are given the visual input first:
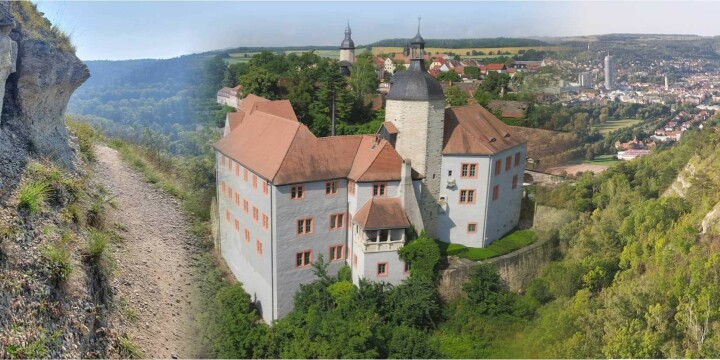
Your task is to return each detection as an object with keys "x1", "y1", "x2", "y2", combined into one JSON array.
[{"x1": 339, "y1": 21, "x2": 355, "y2": 64}]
